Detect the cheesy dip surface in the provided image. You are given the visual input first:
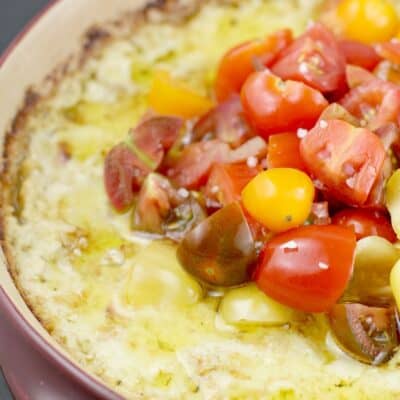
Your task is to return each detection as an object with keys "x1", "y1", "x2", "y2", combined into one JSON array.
[{"x1": 3, "y1": 1, "x2": 400, "y2": 399}]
